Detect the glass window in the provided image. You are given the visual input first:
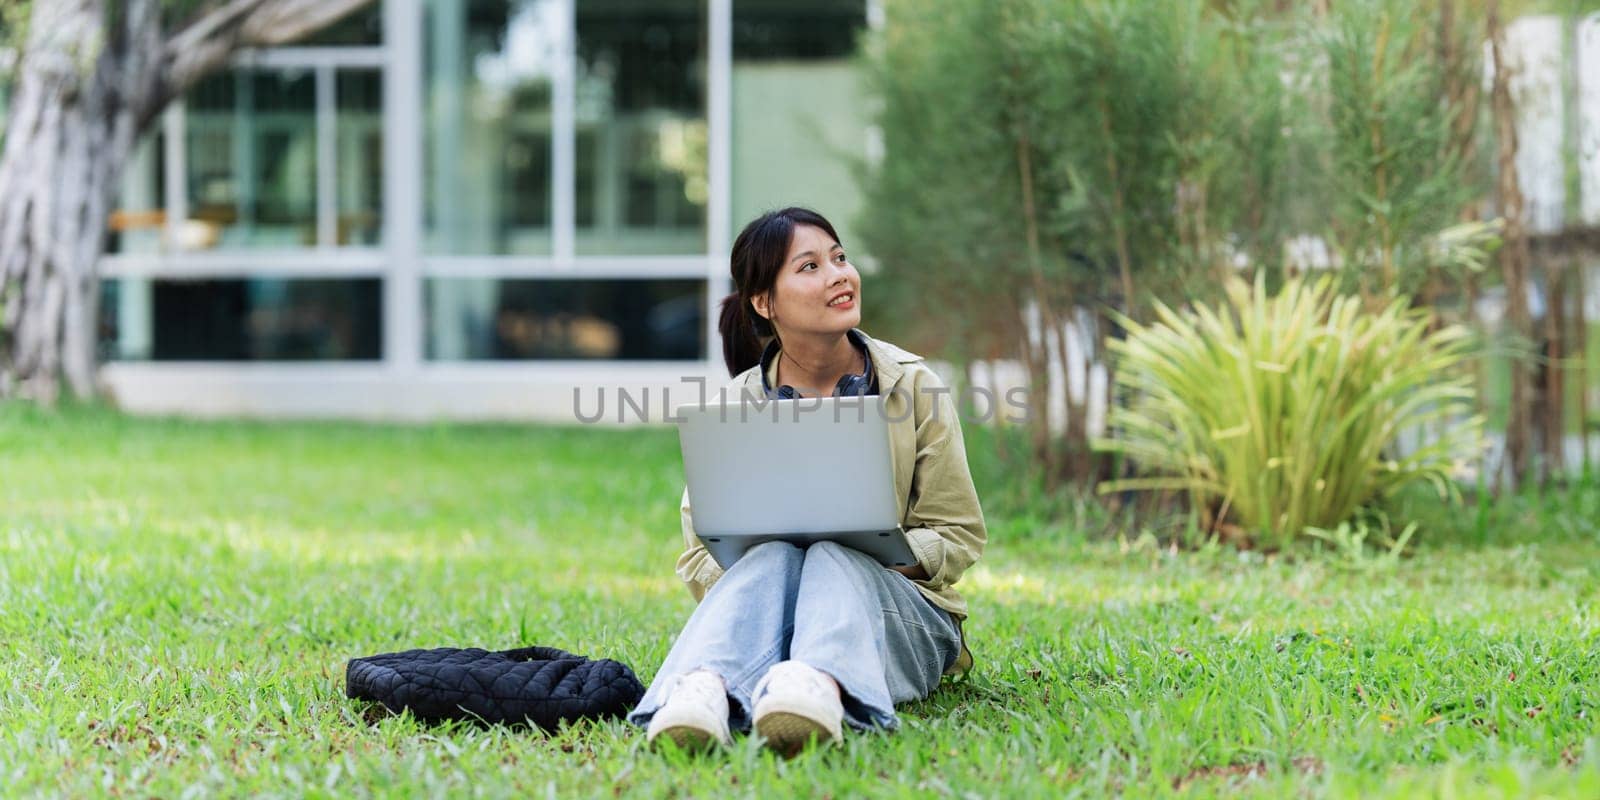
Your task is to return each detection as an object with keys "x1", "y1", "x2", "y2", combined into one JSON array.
[
  {"x1": 107, "y1": 131, "x2": 165, "y2": 254},
  {"x1": 732, "y1": 0, "x2": 865, "y2": 61},
  {"x1": 730, "y1": 1, "x2": 867, "y2": 252},
  {"x1": 304, "y1": 3, "x2": 385, "y2": 46},
  {"x1": 425, "y1": 278, "x2": 704, "y2": 360},
  {"x1": 182, "y1": 65, "x2": 383, "y2": 250},
  {"x1": 186, "y1": 69, "x2": 319, "y2": 249},
  {"x1": 337, "y1": 70, "x2": 384, "y2": 246},
  {"x1": 424, "y1": 0, "x2": 557, "y2": 255},
  {"x1": 100, "y1": 277, "x2": 383, "y2": 361},
  {"x1": 576, "y1": 0, "x2": 707, "y2": 255}
]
